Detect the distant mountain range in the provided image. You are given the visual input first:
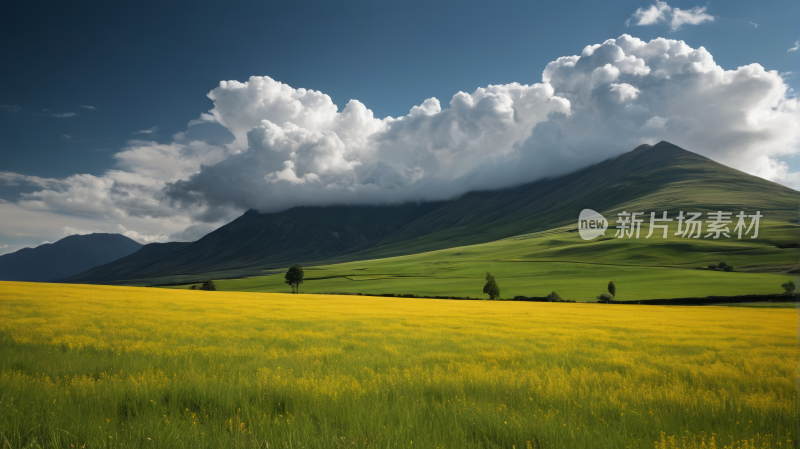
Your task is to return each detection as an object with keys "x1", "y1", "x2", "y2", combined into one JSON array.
[
  {"x1": 0, "y1": 233, "x2": 142, "y2": 282},
  {"x1": 29, "y1": 141, "x2": 800, "y2": 285}
]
